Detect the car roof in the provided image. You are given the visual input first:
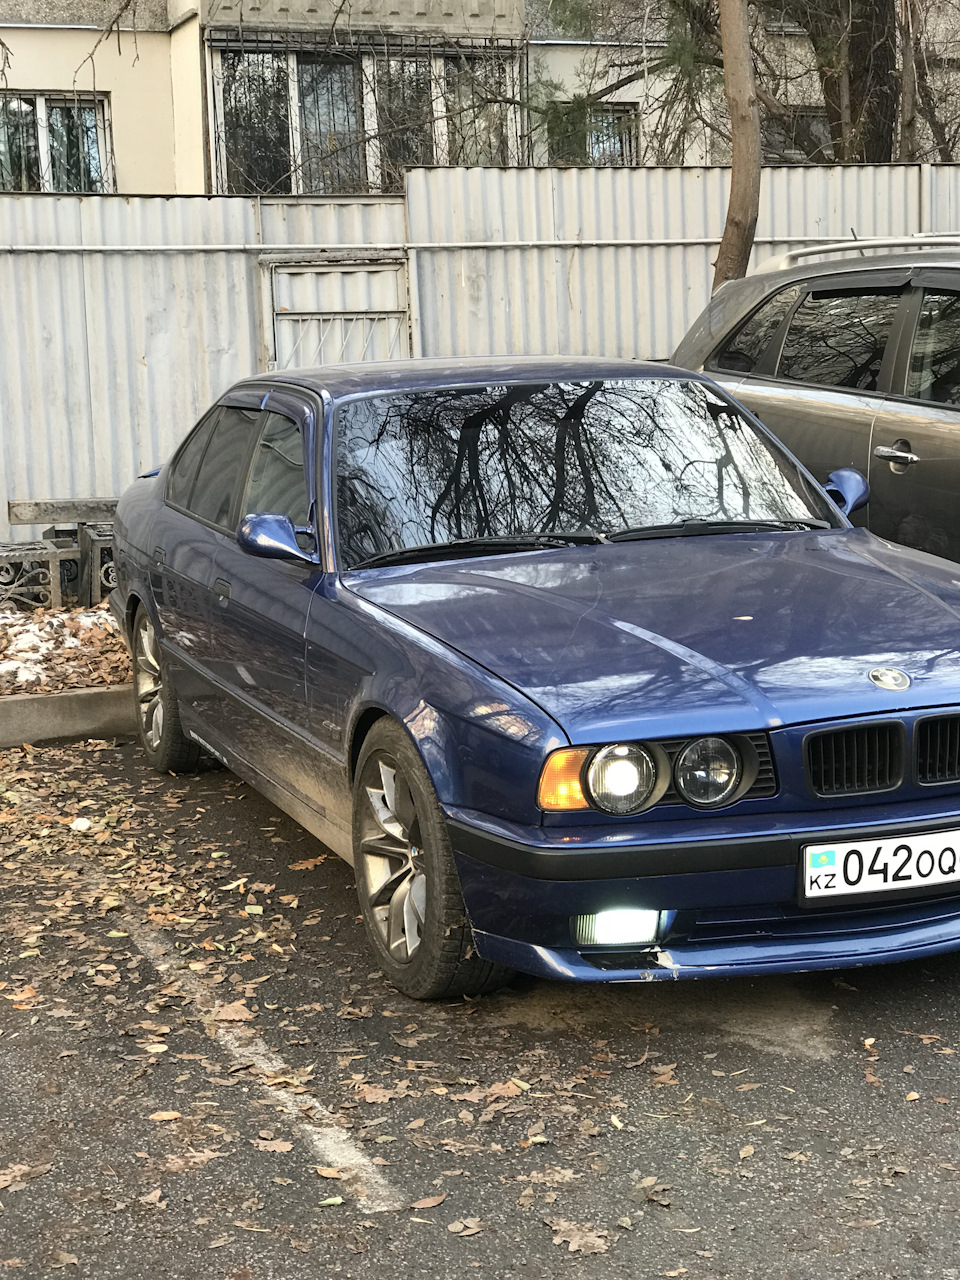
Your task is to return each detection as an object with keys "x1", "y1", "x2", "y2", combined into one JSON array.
[
  {"x1": 673, "y1": 250, "x2": 960, "y2": 365},
  {"x1": 244, "y1": 356, "x2": 697, "y2": 401},
  {"x1": 747, "y1": 249, "x2": 960, "y2": 288}
]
